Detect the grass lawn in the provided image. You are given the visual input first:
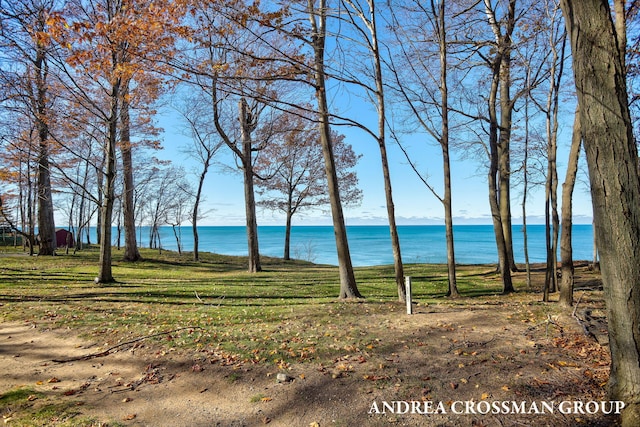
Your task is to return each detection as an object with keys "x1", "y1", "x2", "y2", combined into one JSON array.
[
  {"x1": 0, "y1": 246, "x2": 507, "y2": 366},
  {"x1": 0, "y1": 246, "x2": 611, "y2": 426}
]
